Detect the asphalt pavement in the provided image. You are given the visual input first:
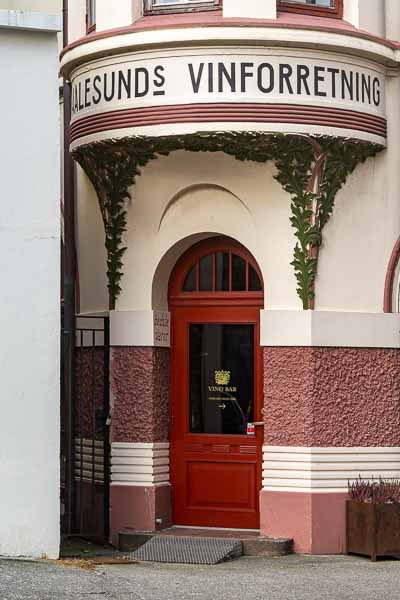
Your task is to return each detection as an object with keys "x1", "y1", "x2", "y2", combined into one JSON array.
[{"x1": 1, "y1": 554, "x2": 400, "y2": 600}]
